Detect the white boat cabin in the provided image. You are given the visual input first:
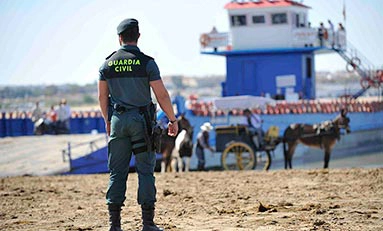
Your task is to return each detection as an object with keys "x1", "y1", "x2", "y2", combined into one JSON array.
[{"x1": 200, "y1": 0, "x2": 346, "y2": 51}]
